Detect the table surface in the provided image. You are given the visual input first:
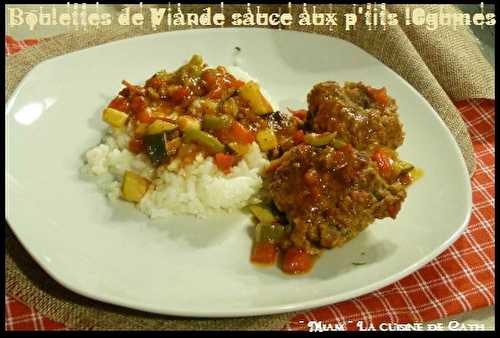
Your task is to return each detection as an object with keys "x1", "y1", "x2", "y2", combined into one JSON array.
[{"x1": 5, "y1": 4, "x2": 495, "y2": 331}]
